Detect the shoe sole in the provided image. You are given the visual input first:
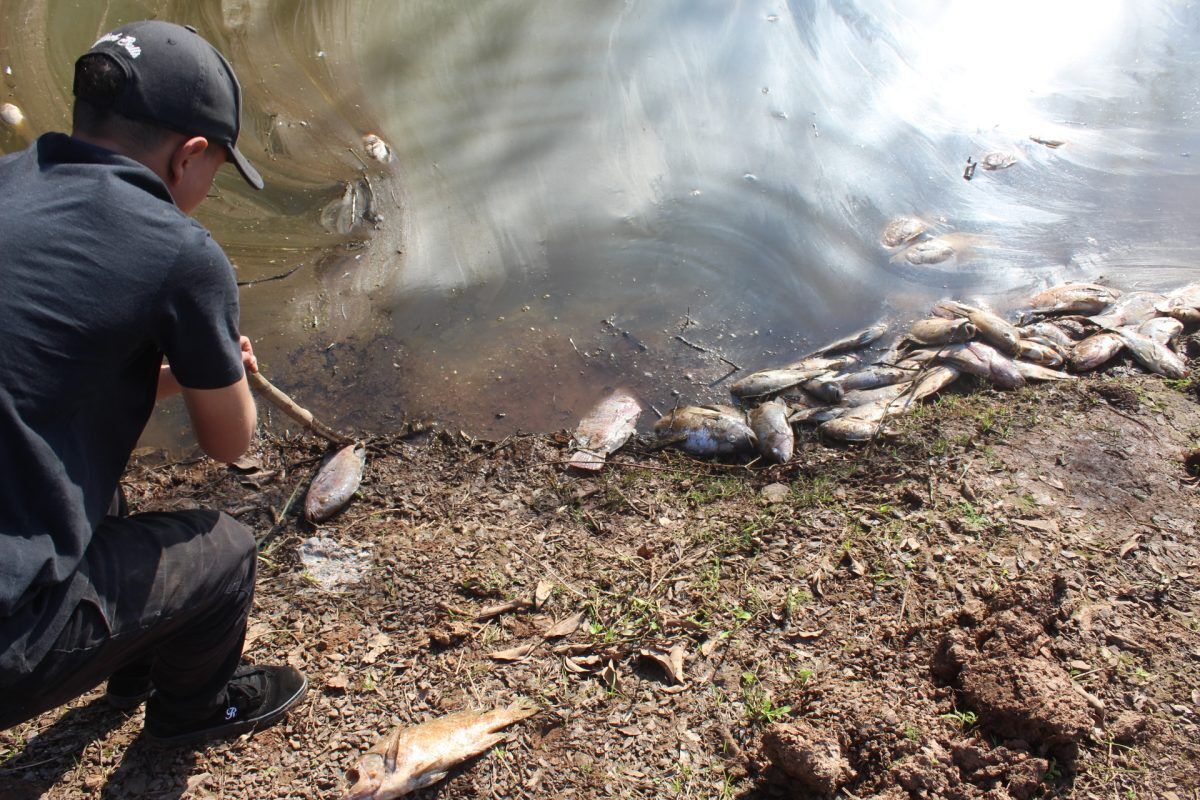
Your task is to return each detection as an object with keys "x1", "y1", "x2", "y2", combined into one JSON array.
[{"x1": 144, "y1": 675, "x2": 309, "y2": 746}]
